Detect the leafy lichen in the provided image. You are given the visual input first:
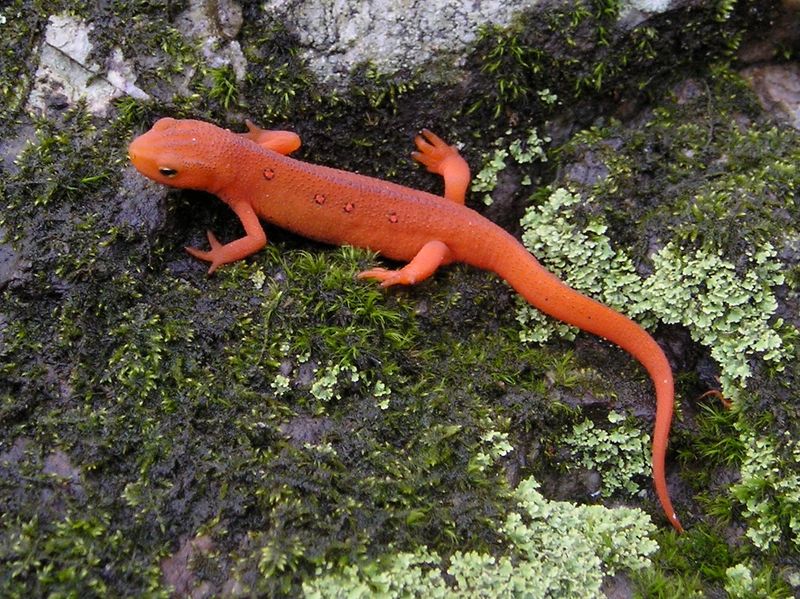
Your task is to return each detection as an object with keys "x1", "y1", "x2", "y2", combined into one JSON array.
[
  {"x1": 471, "y1": 128, "x2": 549, "y2": 205},
  {"x1": 516, "y1": 186, "x2": 788, "y2": 397},
  {"x1": 303, "y1": 476, "x2": 658, "y2": 599},
  {"x1": 731, "y1": 430, "x2": 800, "y2": 551},
  {"x1": 724, "y1": 561, "x2": 794, "y2": 599},
  {"x1": 562, "y1": 411, "x2": 651, "y2": 497}
]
